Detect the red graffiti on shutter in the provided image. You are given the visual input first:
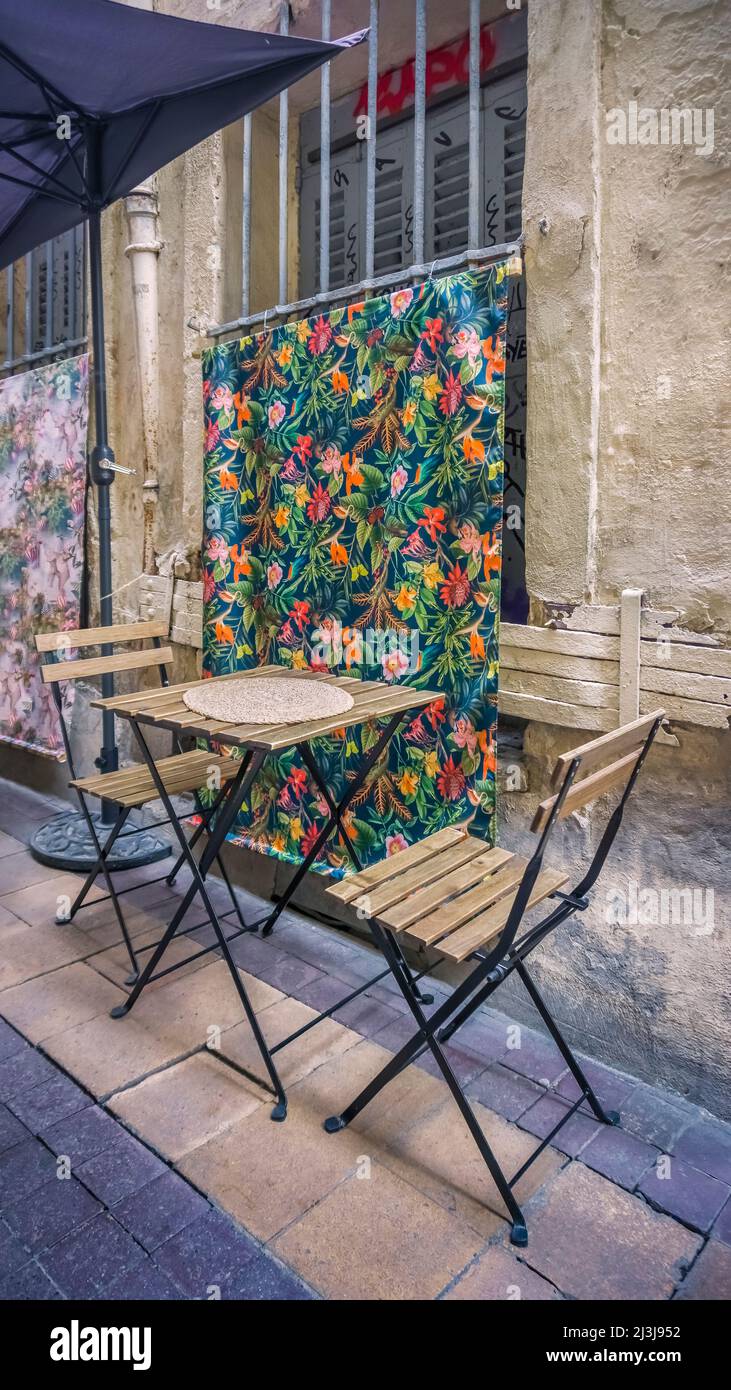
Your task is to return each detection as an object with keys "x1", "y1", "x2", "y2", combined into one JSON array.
[{"x1": 353, "y1": 24, "x2": 498, "y2": 120}]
